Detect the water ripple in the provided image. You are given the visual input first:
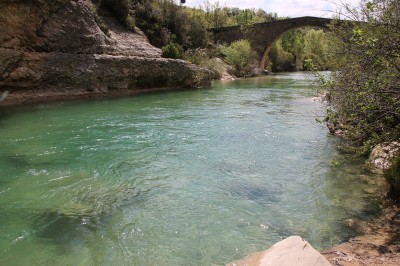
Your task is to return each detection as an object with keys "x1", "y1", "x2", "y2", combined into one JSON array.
[{"x1": 0, "y1": 73, "x2": 384, "y2": 265}]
